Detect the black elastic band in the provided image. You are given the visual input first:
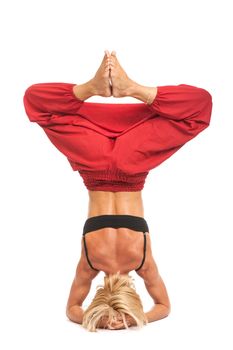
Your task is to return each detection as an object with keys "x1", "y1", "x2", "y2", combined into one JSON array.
[
  {"x1": 82, "y1": 235, "x2": 99, "y2": 271},
  {"x1": 83, "y1": 214, "x2": 149, "y2": 235},
  {"x1": 82, "y1": 215, "x2": 149, "y2": 272},
  {"x1": 135, "y1": 232, "x2": 147, "y2": 271}
]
